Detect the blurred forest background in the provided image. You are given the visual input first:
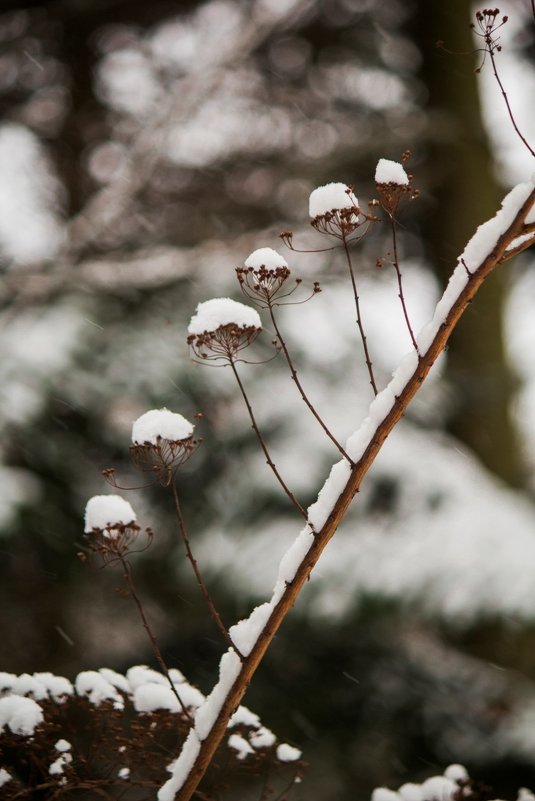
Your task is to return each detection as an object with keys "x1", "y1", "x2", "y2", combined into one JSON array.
[{"x1": 1, "y1": 0, "x2": 535, "y2": 799}]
